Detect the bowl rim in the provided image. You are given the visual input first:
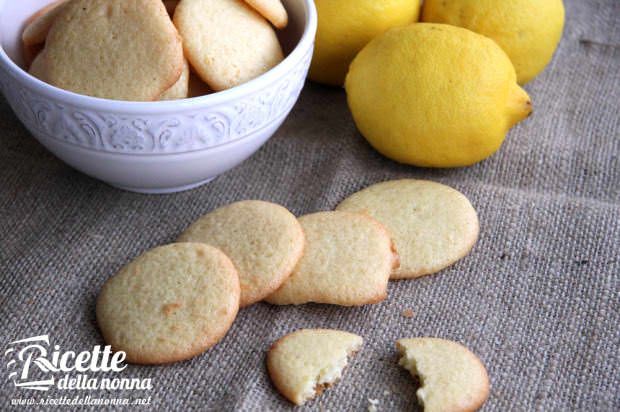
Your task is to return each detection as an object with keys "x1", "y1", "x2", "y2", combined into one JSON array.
[{"x1": 0, "y1": 0, "x2": 317, "y2": 114}]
